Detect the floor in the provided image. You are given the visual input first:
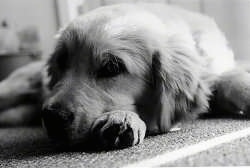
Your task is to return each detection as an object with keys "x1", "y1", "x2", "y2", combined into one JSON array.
[{"x1": 1, "y1": 117, "x2": 250, "y2": 168}]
